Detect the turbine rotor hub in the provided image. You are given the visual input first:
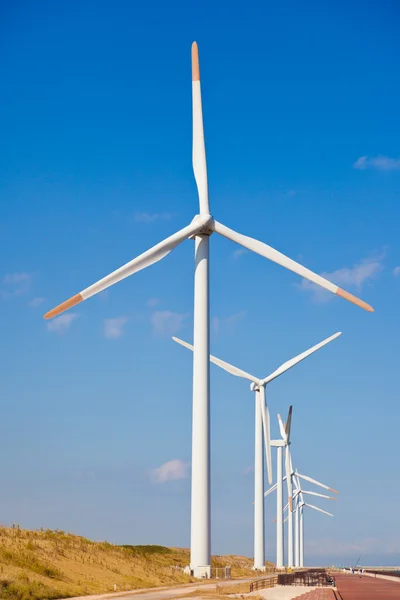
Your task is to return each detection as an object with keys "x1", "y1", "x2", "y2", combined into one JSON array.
[{"x1": 189, "y1": 214, "x2": 214, "y2": 238}]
